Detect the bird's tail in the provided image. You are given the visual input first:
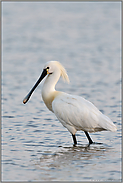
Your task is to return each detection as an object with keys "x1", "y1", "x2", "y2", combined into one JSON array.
[{"x1": 99, "y1": 114, "x2": 117, "y2": 132}]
